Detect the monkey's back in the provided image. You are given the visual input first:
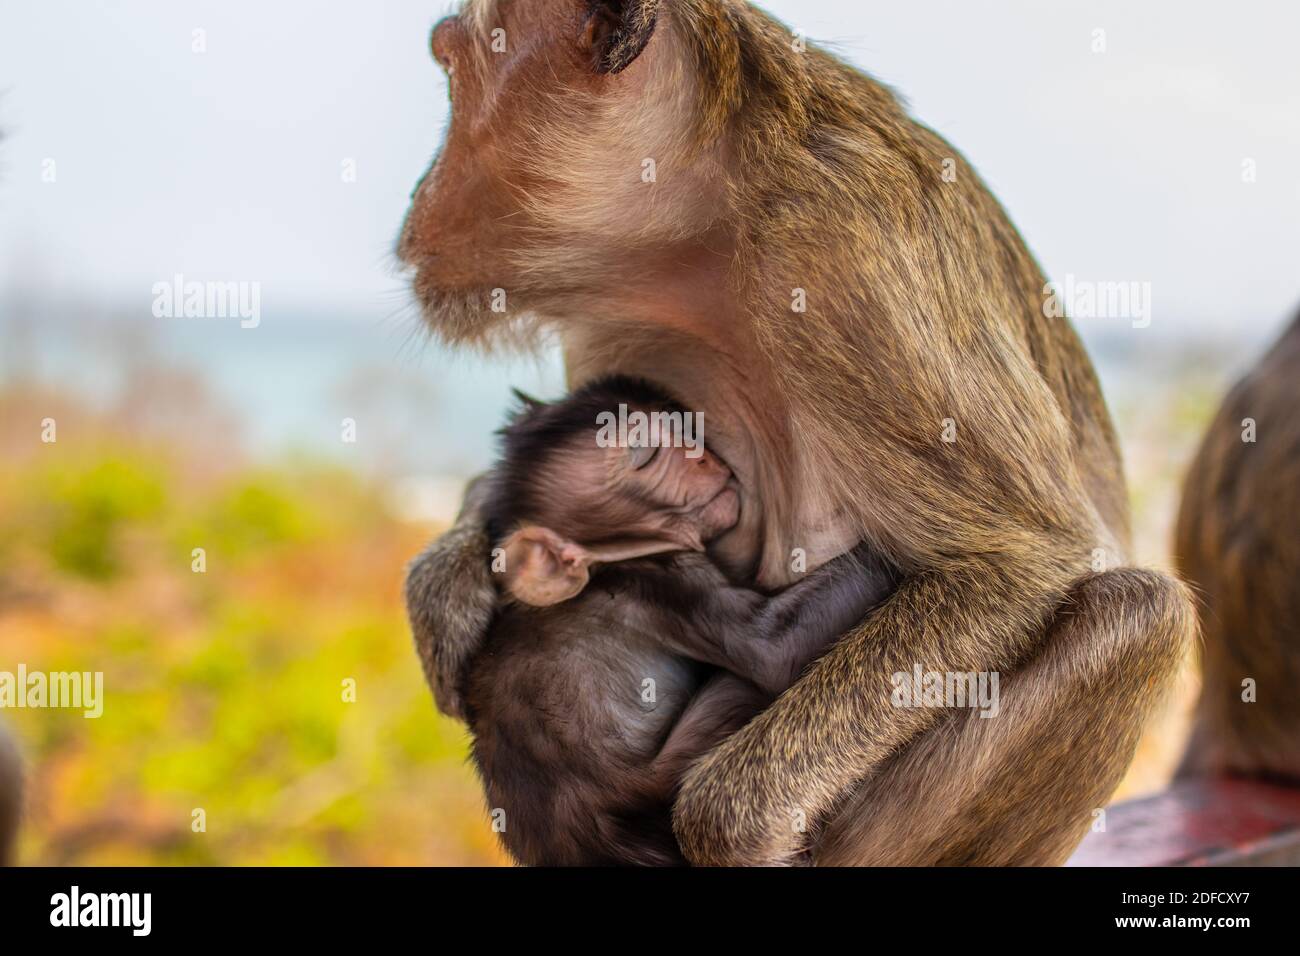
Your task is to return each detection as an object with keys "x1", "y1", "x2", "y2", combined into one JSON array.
[
  {"x1": 463, "y1": 578, "x2": 709, "y2": 866},
  {"x1": 1176, "y1": 312, "x2": 1300, "y2": 779}
]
